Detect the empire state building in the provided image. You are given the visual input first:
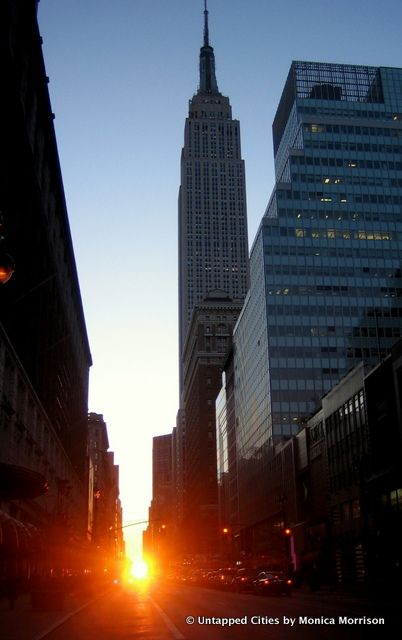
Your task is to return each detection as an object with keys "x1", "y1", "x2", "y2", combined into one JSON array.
[{"x1": 178, "y1": 2, "x2": 250, "y2": 390}]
